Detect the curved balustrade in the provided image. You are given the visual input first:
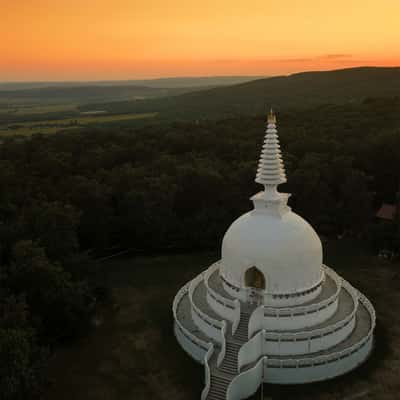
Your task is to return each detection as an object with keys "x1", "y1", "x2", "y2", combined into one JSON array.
[
  {"x1": 204, "y1": 262, "x2": 241, "y2": 334},
  {"x1": 204, "y1": 262, "x2": 238, "y2": 310},
  {"x1": 263, "y1": 280, "x2": 358, "y2": 342},
  {"x1": 265, "y1": 295, "x2": 375, "y2": 369},
  {"x1": 173, "y1": 283, "x2": 210, "y2": 352},
  {"x1": 239, "y1": 281, "x2": 368, "y2": 372},
  {"x1": 262, "y1": 266, "x2": 342, "y2": 317},
  {"x1": 189, "y1": 273, "x2": 224, "y2": 330}
]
